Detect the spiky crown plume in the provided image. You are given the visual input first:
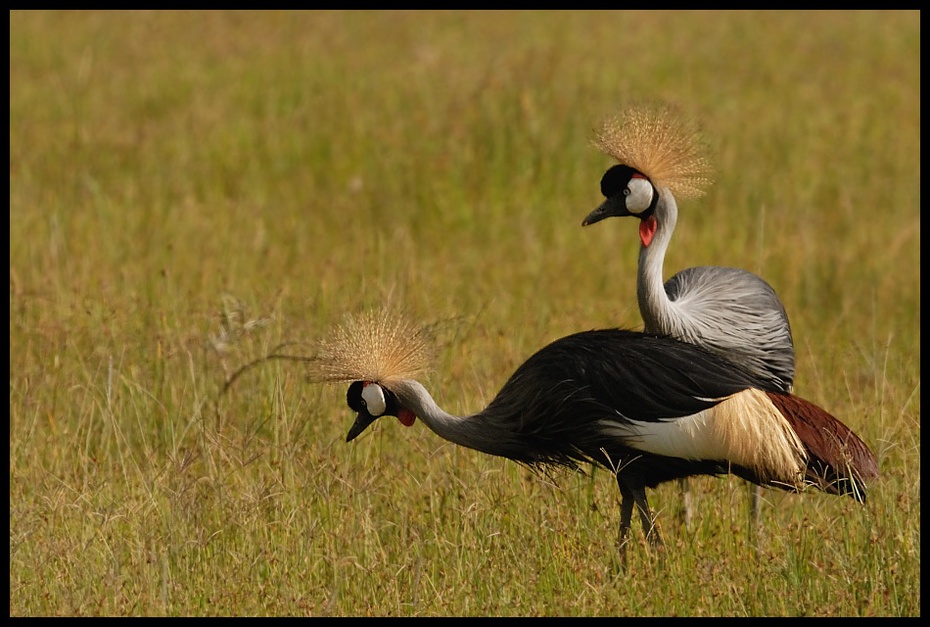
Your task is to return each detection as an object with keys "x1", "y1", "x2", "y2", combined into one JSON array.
[
  {"x1": 593, "y1": 103, "x2": 713, "y2": 199},
  {"x1": 314, "y1": 306, "x2": 434, "y2": 385}
]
